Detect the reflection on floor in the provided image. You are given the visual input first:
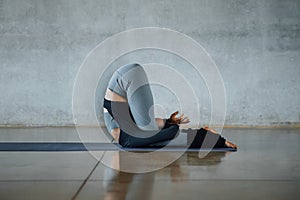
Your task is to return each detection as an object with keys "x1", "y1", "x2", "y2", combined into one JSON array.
[{"x1": 0, "y1": 127, "x2": 299, "y2": 200}]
